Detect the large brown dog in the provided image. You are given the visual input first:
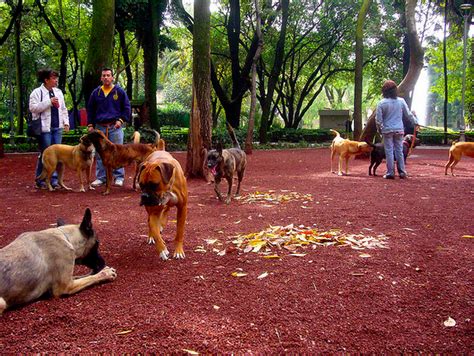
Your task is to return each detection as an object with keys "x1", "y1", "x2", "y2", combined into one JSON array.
[
  {"x1": 87, "y1": 130, "x2": 162, "y2": 194},
  {"x1": 0, "y1": 208, "x2": 116, "y2": 314},
  {"x1": 445, "y1": 141, "x2": 474, "y2": 176},
  {"x1": 330, "y1": 129, "x2": 373, "y2": 176},
  {"x1": 138, "y1": 150, "x2": 187, "y2": 260},
  {"x1": 206, "y1": 125, "x2": 247, "y2": 204},
  {"x1": 36, "y1": 135, "x2": 95, "y2": 192}
]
